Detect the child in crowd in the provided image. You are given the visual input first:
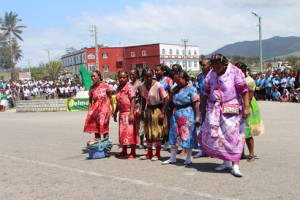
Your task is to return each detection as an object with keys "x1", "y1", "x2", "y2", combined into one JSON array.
[
  {"x1": 272, "y1": 87, "x2": 281, "y2": 101},
  {"x1": 279, "y1": 89, "x2": 290, "y2": 102}
]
